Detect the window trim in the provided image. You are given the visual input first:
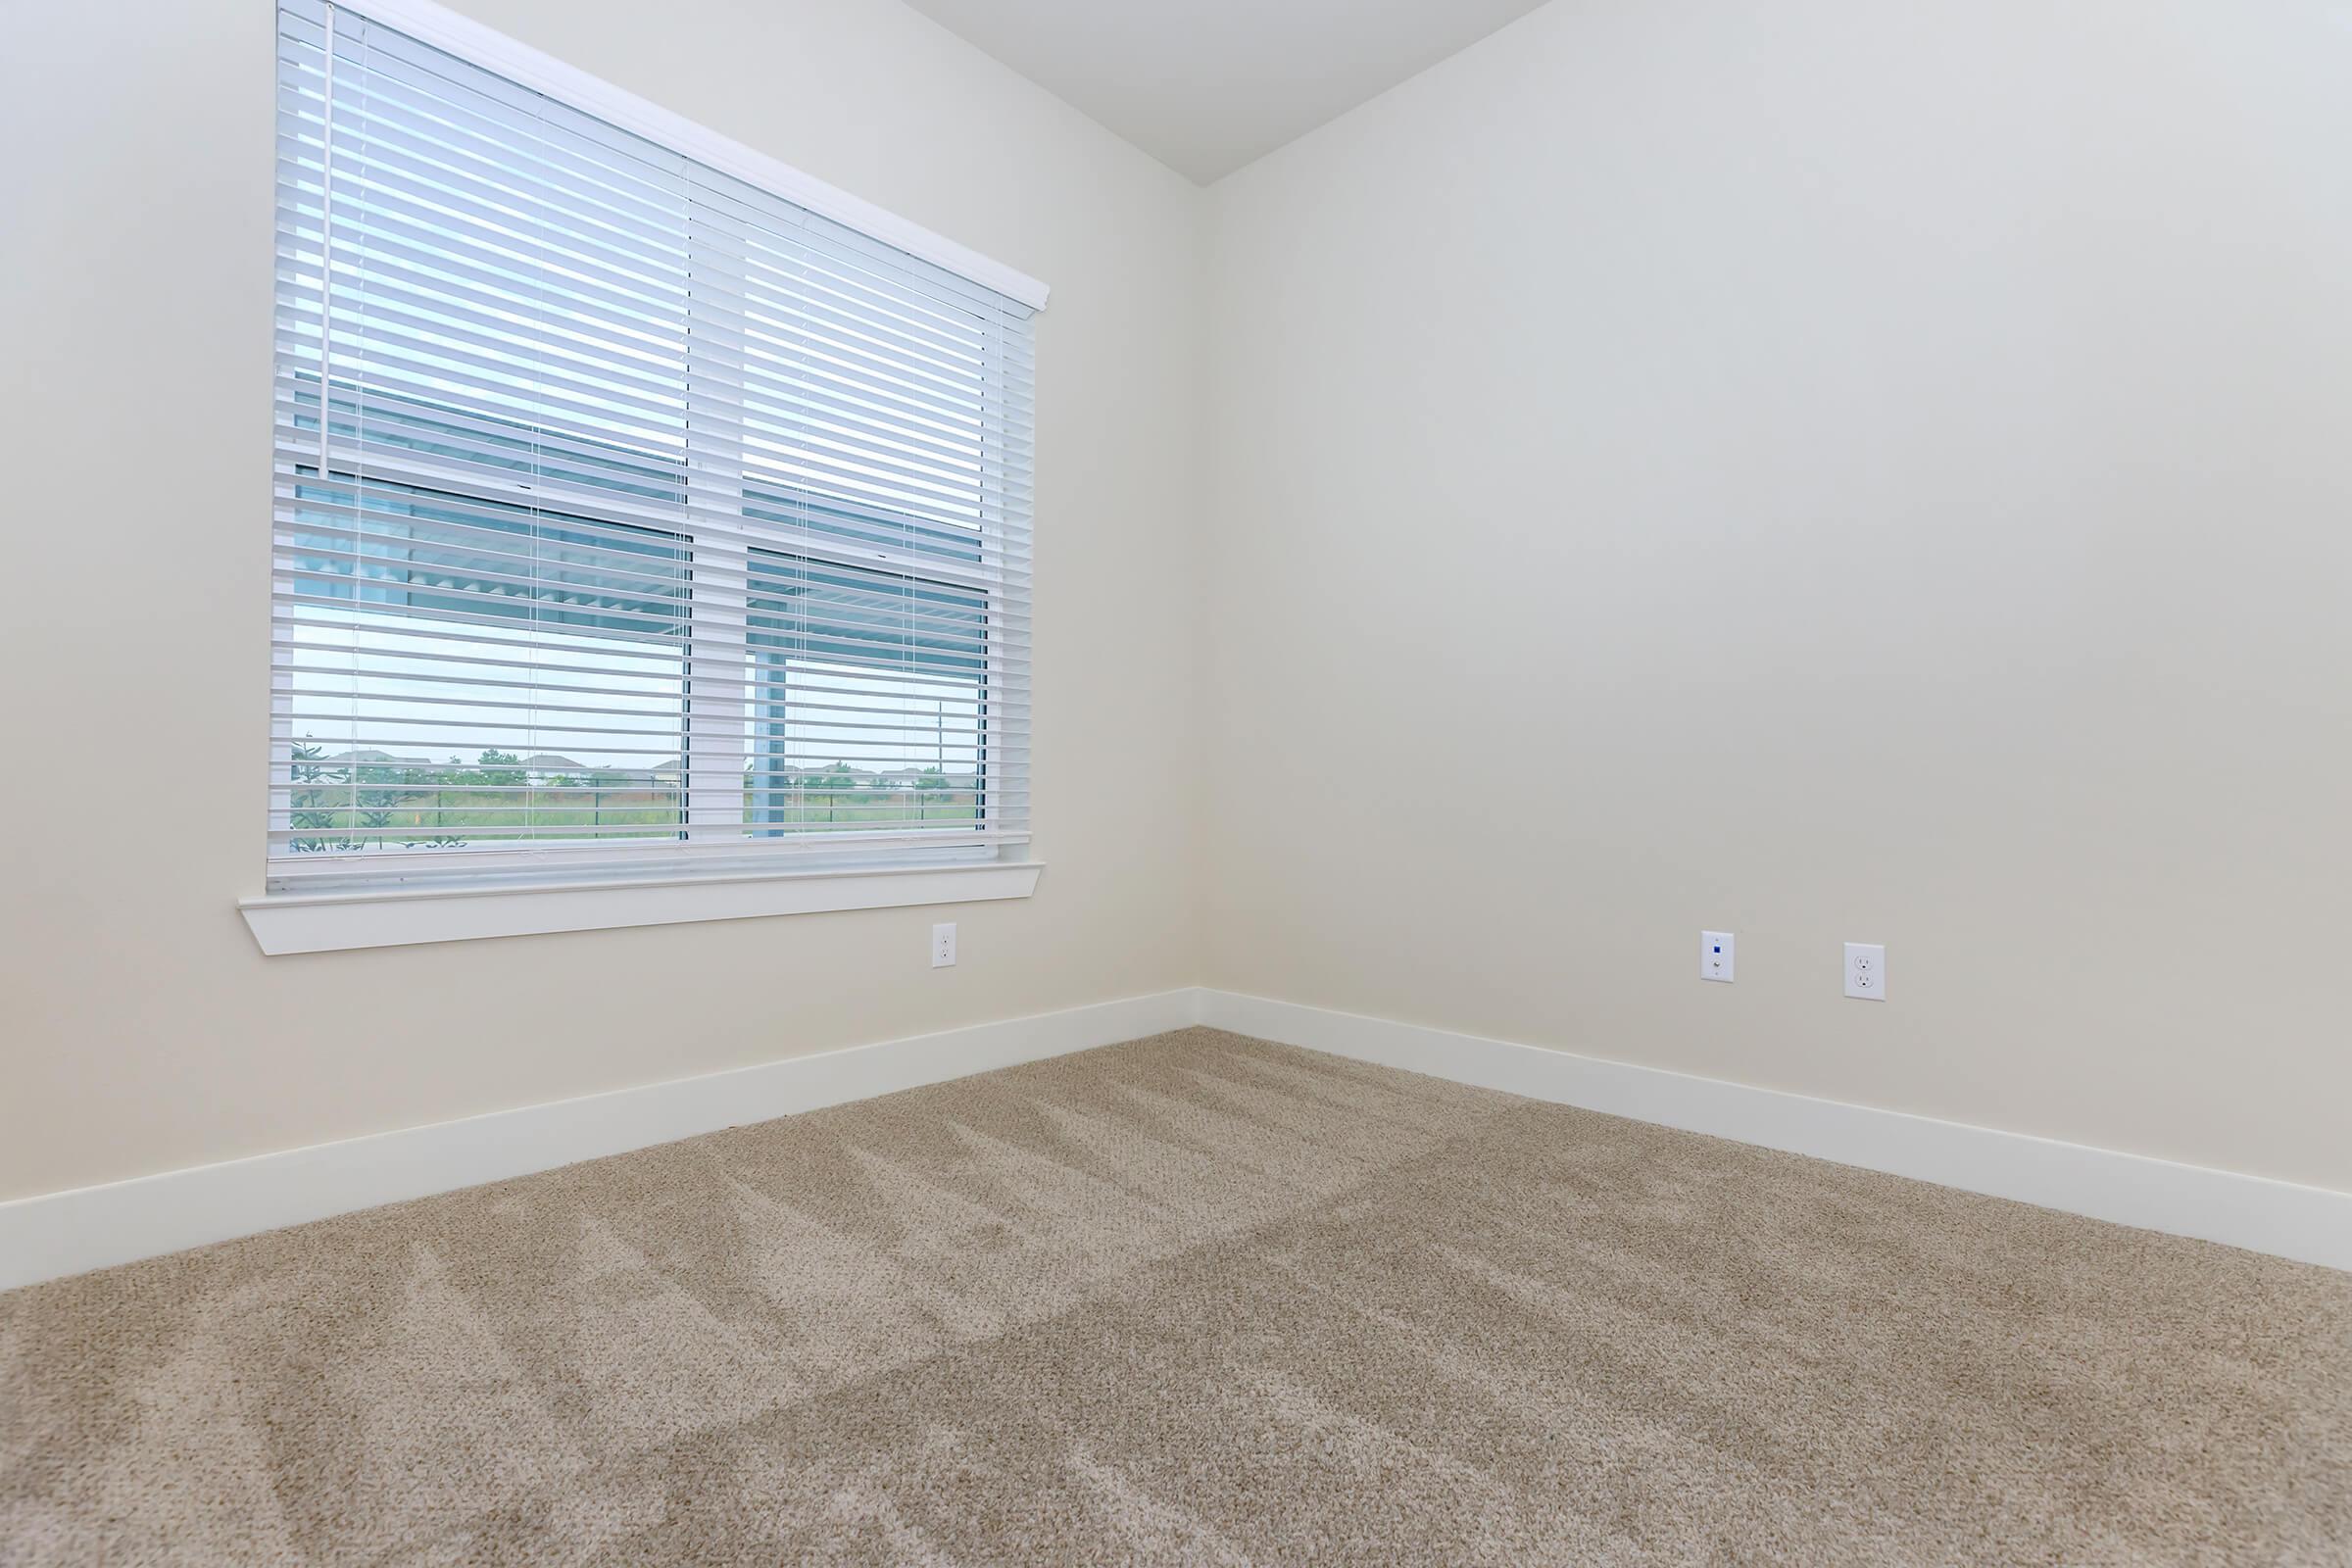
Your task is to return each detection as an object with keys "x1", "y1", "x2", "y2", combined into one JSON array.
[
  {"x1": 241, "y1": 859, "x2": 1044, "y2": 955},
  {"x1": 251, "y1": 0, "x2": 1047, "y2": 950}
]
